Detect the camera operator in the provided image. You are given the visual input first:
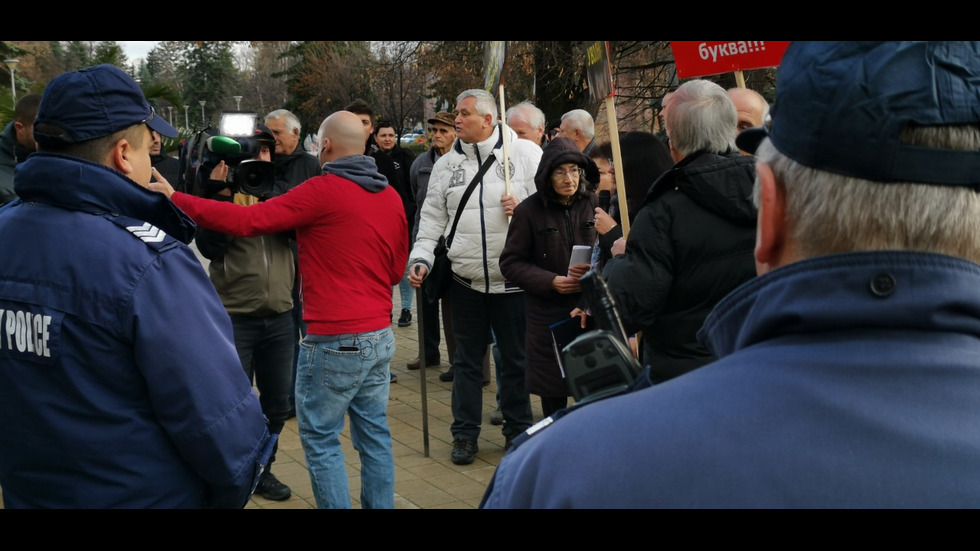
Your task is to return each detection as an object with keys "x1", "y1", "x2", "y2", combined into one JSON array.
[{"x1": 192, "y1": 124, "x2": 295, "y2": 502}]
